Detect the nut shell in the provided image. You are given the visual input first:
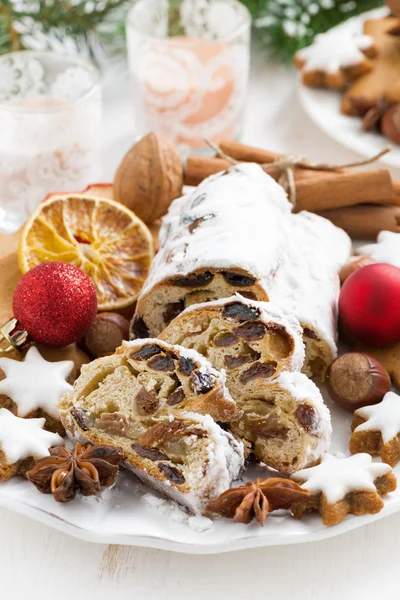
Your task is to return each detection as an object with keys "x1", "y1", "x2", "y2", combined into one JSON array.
[
  {"x1": 339, "y1": 256, "x2": 376, "y2": 283},
  {"x1": 381, "y1": 105, "x2": 400, "y2": 145},
  {"x1": 82, "y1": 312, "x2": 130, "y2": 358},
  {"x1": 113, "y1": 133, "x2": 183, "y2": 223},
  {"x1": 326, "y1": 352, "x2": 391, "y2": 411}
]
